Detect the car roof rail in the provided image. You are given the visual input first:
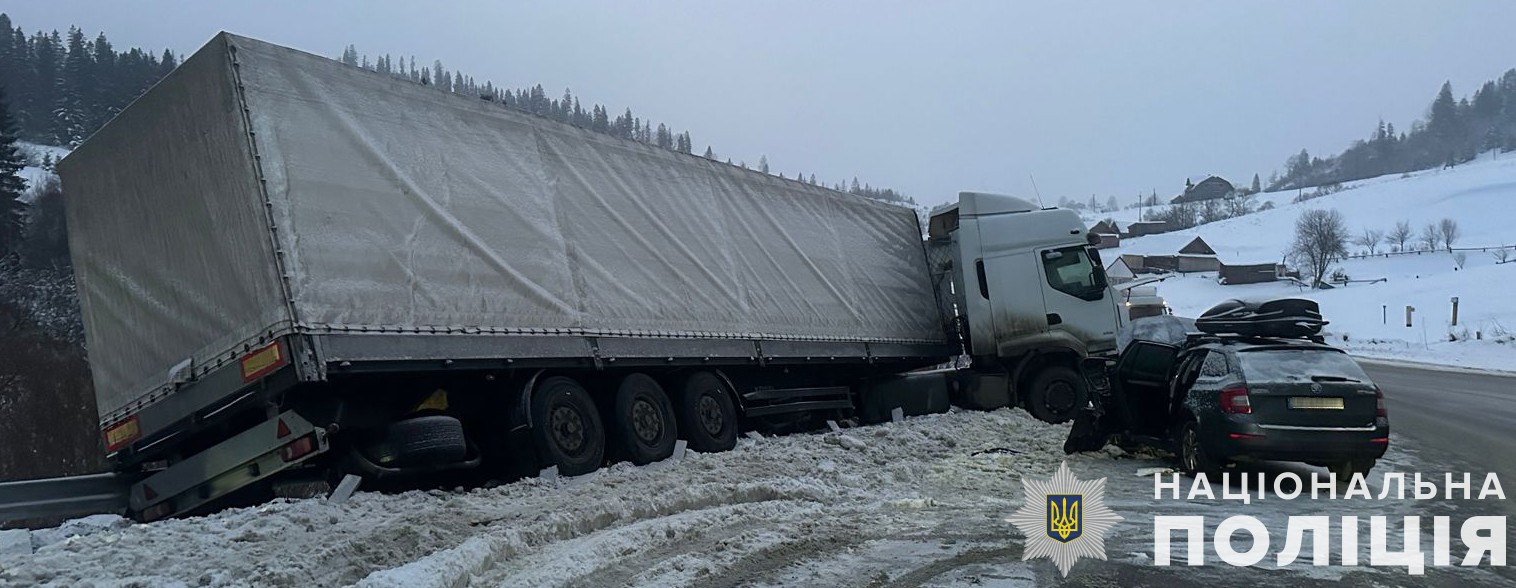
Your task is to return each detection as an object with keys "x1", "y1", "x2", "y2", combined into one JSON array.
[{"x1": 1184, "y1": 332, "x2": 1326, "y2": 347}]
